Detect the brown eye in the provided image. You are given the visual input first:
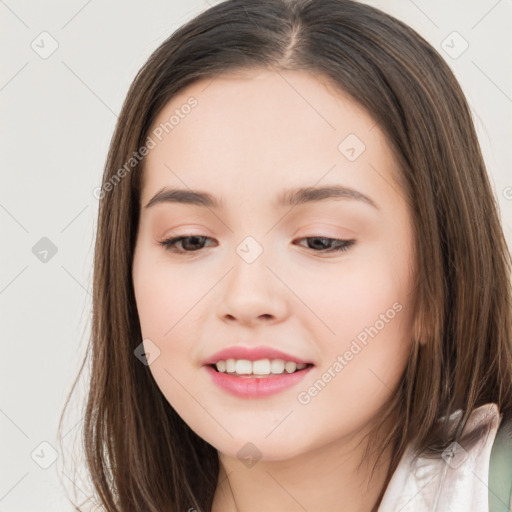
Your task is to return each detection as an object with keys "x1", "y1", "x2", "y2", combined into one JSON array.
[
  {"x1": 159, "y1": 235, "x2": 214, "y2": 254},
  {"x1": 295, "y1": 237, "x2": 355, "y2": 253}
]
